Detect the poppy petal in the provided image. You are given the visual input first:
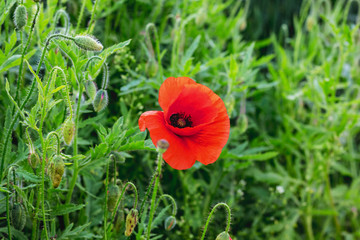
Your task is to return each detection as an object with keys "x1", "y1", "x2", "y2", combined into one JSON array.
[
  {"x1": 158, "y1": 77, "x2": 196, "y2": 112},
  {"x1": 139, "y1": 111, "x2": 196, "y2": 170},
  {"x1": 165, "y1": 83, "x2": 218, "y2": 127}
]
